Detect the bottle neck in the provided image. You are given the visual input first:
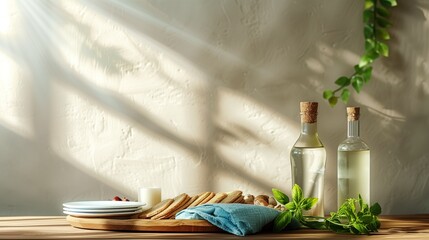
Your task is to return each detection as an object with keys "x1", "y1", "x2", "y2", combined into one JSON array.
[
  {"x1": 347, "y1": 120, "x2": 360, "y2": 138},
  {"x1": 301, "y1": 122, "x2": 318, "y2": 135}
]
